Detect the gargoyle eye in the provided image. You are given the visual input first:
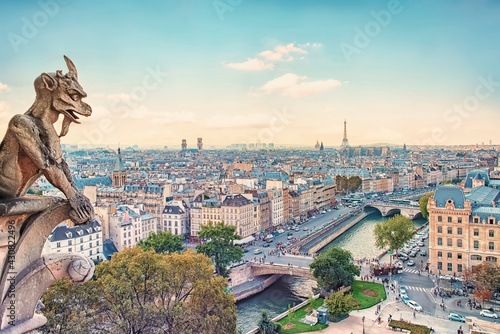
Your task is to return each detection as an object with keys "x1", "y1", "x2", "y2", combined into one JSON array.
[{"x1": 71, "y1": 94, "x2": 80, "y2": 101}]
